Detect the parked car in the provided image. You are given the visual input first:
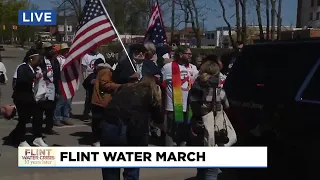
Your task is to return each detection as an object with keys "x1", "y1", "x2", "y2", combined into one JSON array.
[{"x1": 223, "y1": 39, "x2": 320, "y2": 180}]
